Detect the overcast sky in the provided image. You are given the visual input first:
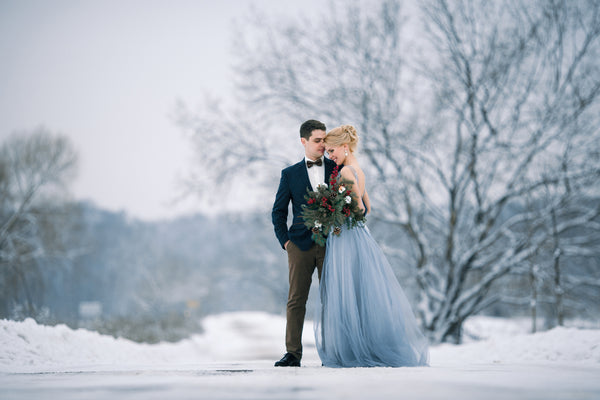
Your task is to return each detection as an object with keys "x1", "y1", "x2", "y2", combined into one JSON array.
[{"x1": 0, "y1": 0, "x2": 322, "y2": 220}]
